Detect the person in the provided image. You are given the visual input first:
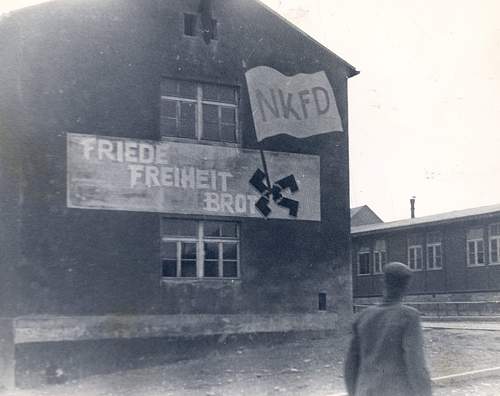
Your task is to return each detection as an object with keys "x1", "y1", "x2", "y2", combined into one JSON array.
[{"x1": 344, "y1": 262, "x2": 432, "y2": 396}]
